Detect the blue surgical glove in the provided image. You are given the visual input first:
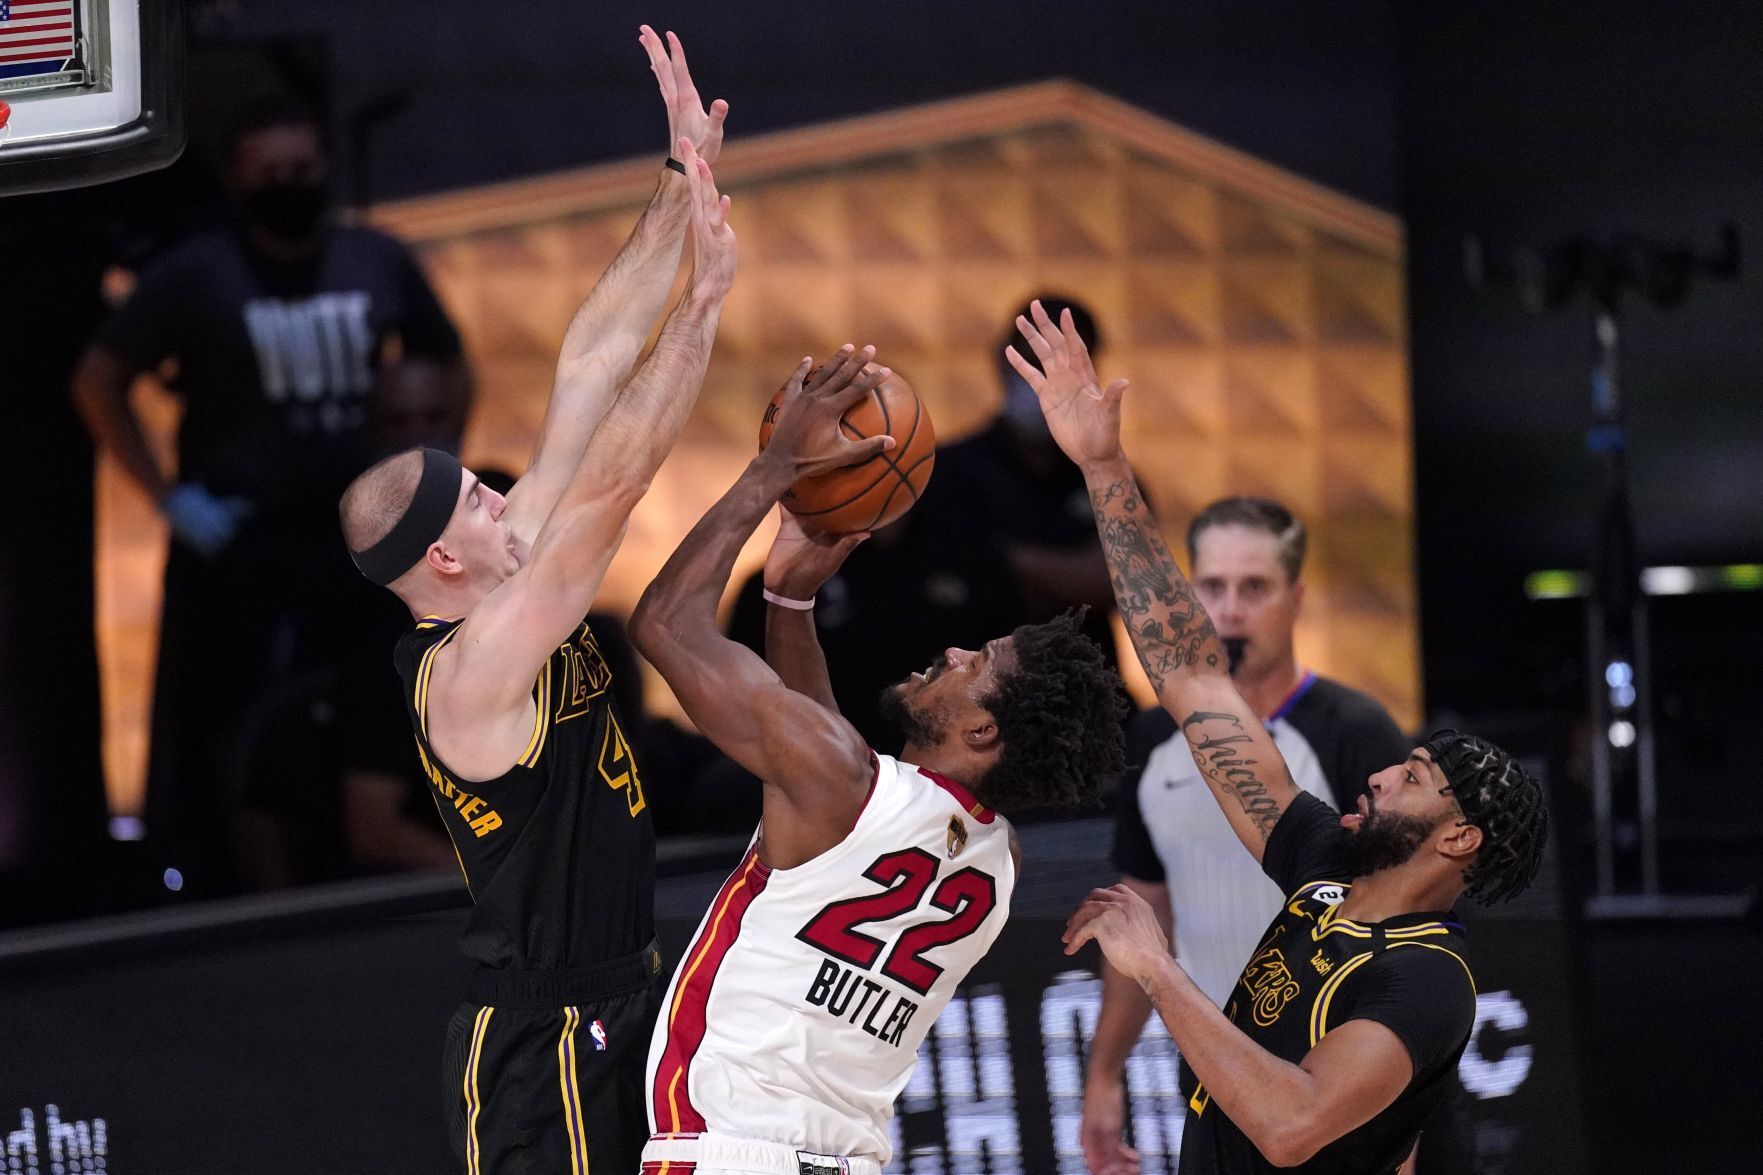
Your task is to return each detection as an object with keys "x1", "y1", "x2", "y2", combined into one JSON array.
[{"x1": 162, "y1": 483, "x2": 253, "y2": 558}]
